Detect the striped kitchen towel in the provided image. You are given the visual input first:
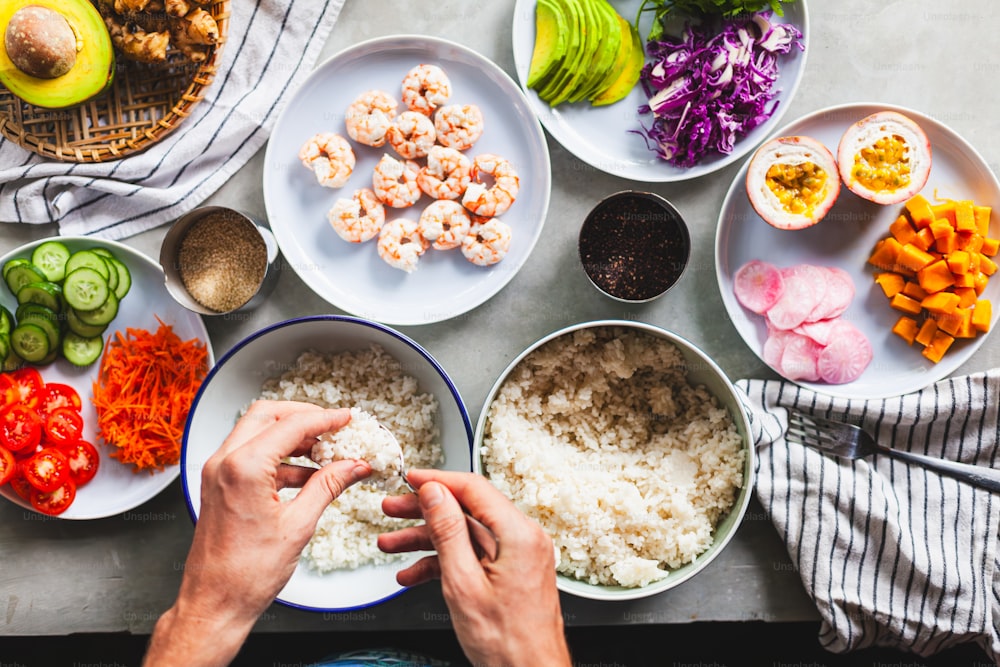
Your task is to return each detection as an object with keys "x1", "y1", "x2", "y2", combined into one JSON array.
[
  {"x1": 0, "y1": 0, "x2": 346, "y2": 240},
  {"x1": 737, "y1": 370, "x2": 1000, "y2": 661}
]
